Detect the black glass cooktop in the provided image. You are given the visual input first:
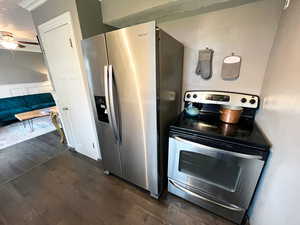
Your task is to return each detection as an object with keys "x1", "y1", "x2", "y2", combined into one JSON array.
[{"x1": 170, "y1": 112, "x2": 270, "y2": 151}]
